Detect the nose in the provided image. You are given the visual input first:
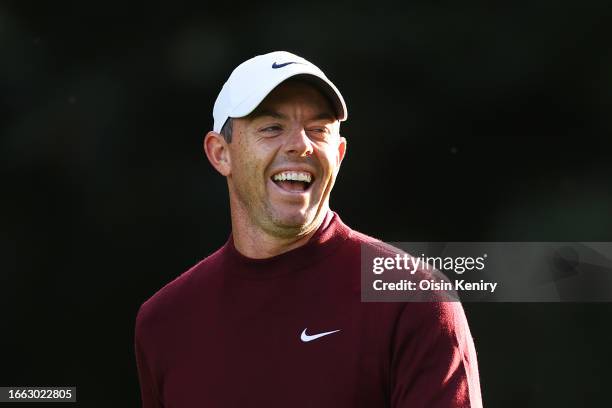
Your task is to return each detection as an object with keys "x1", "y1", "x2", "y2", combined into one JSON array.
[{"x1": 284, "y1": 127, "x2": 314, "y2": 157}]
